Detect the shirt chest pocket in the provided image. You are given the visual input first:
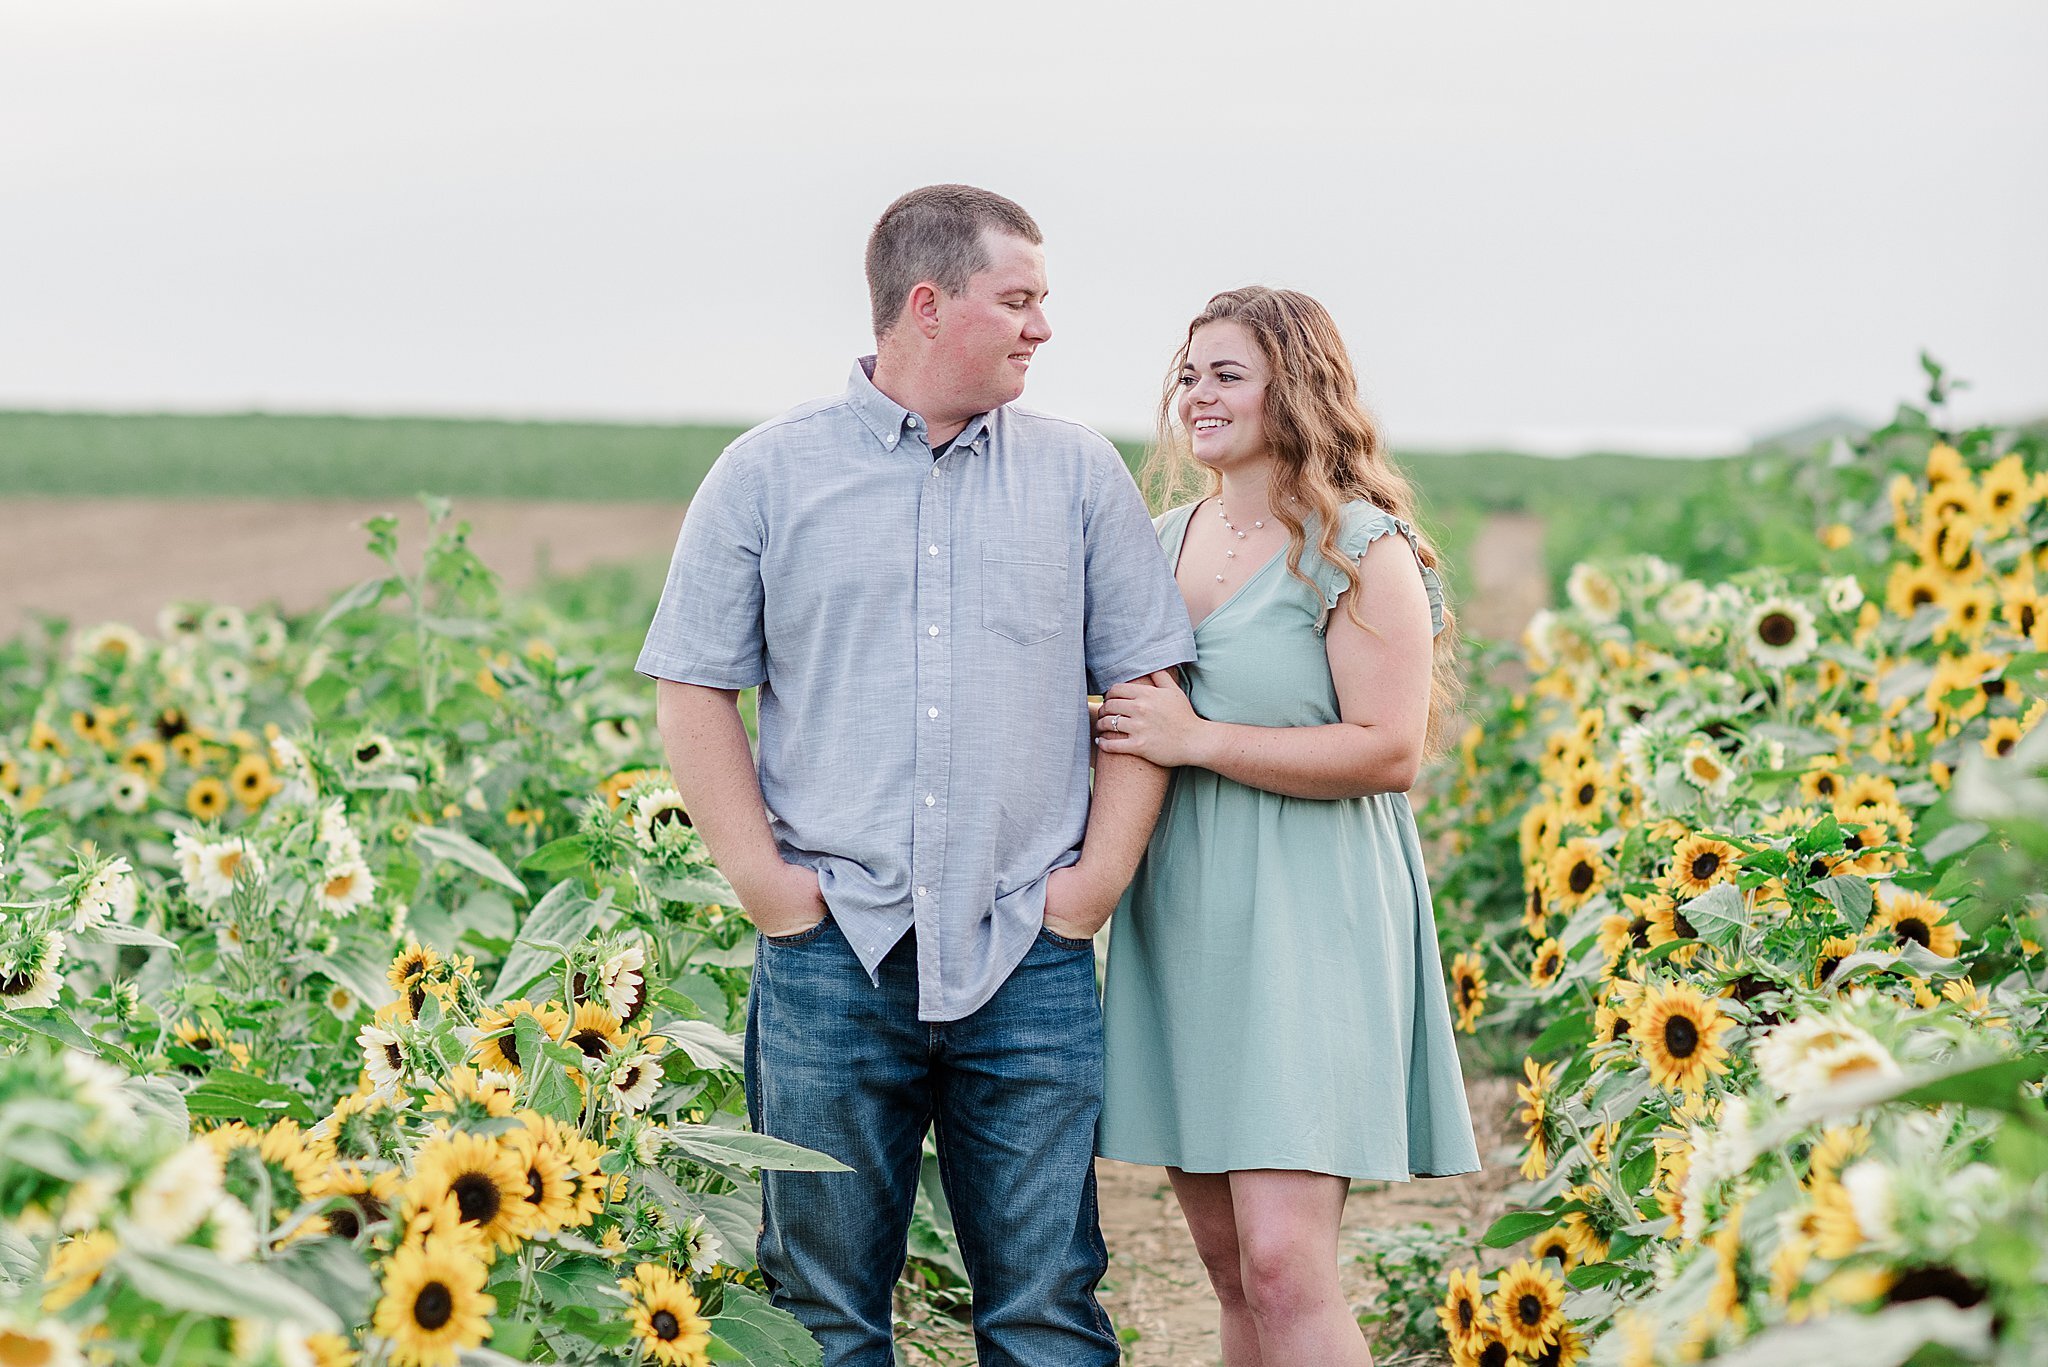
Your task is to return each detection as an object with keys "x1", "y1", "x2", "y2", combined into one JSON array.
[{"x1": 982, "y1": 538, "x2": 1069, "y2": 646}]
